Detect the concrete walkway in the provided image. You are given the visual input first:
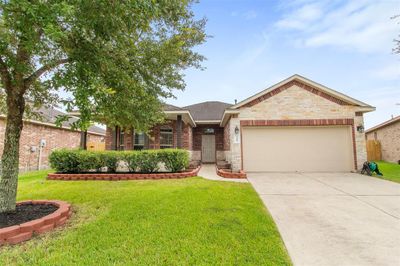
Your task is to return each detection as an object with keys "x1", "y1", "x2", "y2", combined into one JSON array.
[
  {"x1": 248, "y1": 172, "x2": 400, "y2": 266},
  {"x1": 198, "y1": 164, "x2": 248, "y2": 183}
]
